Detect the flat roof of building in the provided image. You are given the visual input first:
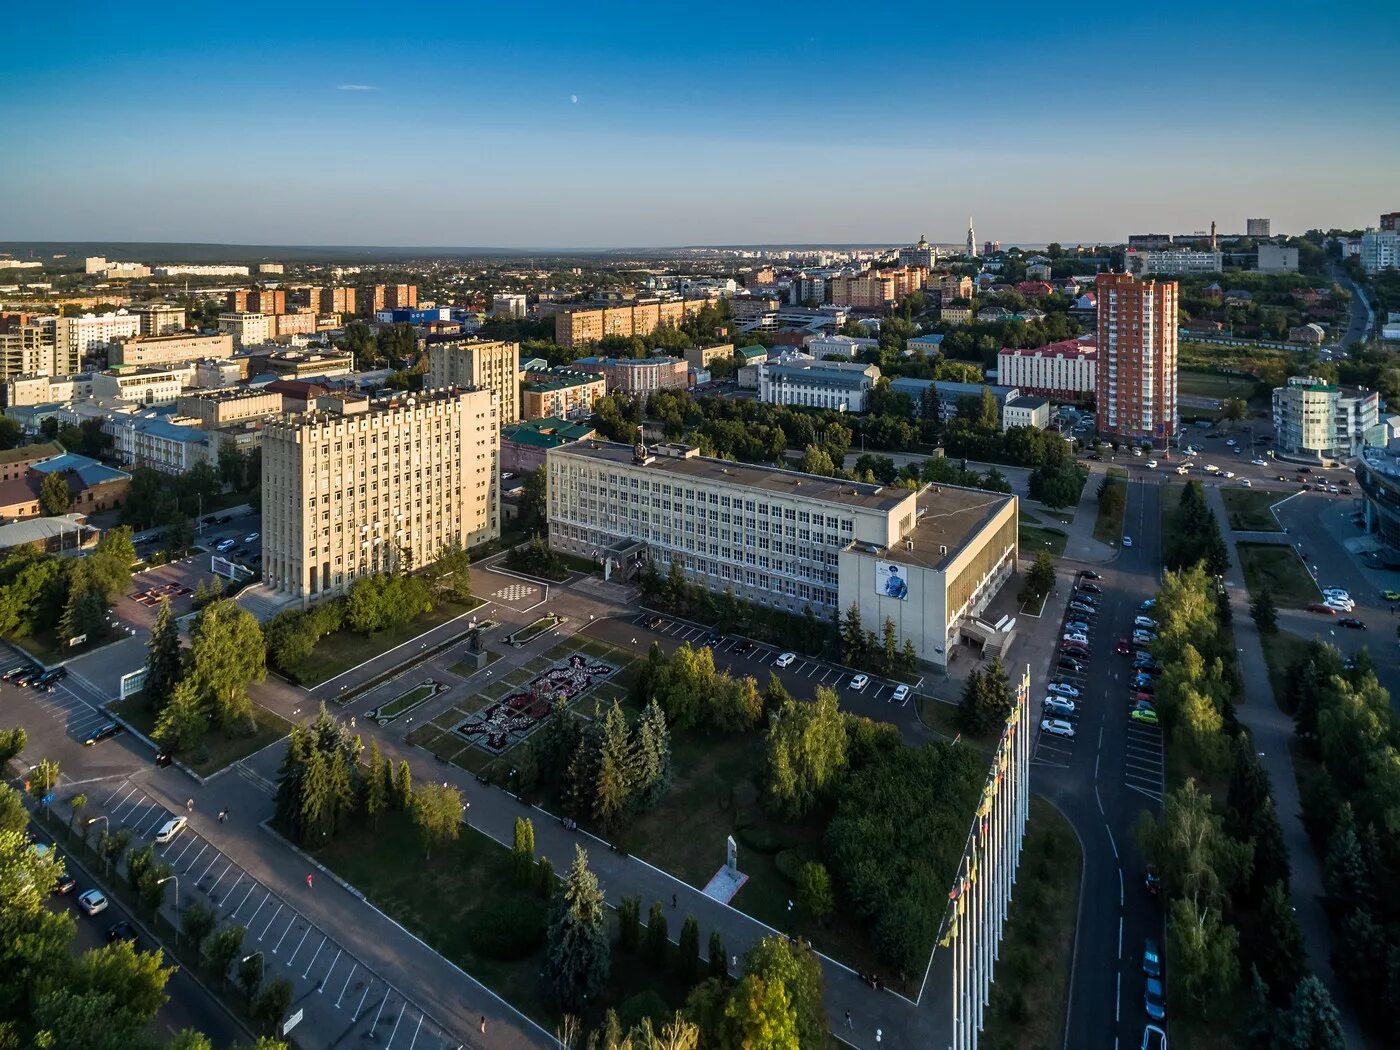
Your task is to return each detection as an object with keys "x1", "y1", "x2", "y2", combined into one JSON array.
[
  {"x1": 873, "y1": 485, "x2": 1014, "y2": 571},
  {"x1": 0, "y1": 440, "x2": 63, "y2": 466},
  {"x1": 0, "y1": 513, "x2": 88, "y2": 550},
  {"x1": 503, "y1": 418, "x2": 596, "y2": 448},
  {"x1": 523, "y1": 370, "x2": 603, "y2": 393},
  {"x1": 554, "y1": 440, "x2": 911, "y2": 512}
]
